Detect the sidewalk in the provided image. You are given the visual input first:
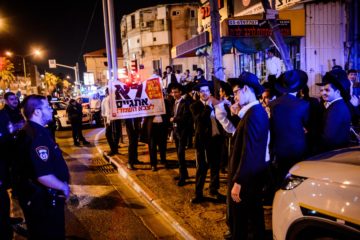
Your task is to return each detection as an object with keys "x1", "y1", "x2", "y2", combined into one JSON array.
[{"x1": 95, "y1": 131, "x2": 230, "y2": 240}]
